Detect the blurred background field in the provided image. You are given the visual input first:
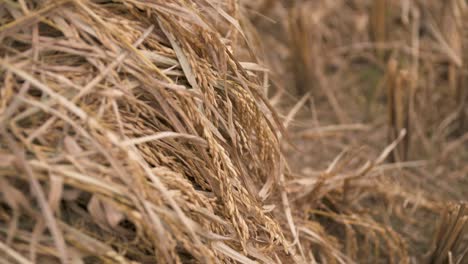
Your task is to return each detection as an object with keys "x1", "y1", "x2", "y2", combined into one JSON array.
[{"x1": 246, "y1": 0, "x2": 468, "y2": 261}]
